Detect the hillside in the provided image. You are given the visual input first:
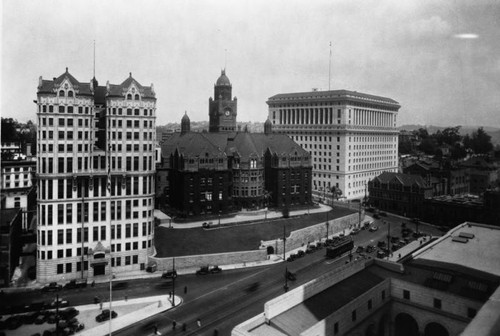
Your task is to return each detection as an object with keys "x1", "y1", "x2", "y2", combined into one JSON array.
[{"x1": 399, "y1": 124, "x2": 500, "y2": 146}]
